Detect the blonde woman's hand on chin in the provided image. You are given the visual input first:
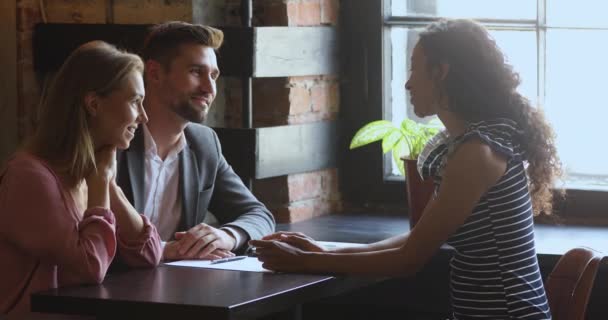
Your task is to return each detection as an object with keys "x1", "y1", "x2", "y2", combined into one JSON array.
[
  {"x1": 86, "y1": 146, "x2": 117, "y2": 209},
  {"x1": 96, "y1": 146, "x2": 117, "y2": 182},
  {"x1": 100, "y1": 145, "x2": 151, "y2": 241}
]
